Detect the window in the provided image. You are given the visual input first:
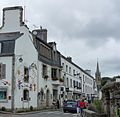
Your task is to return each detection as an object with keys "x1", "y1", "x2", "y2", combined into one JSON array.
[
  {"x1": 73, "y1": 69, "x2": 75, "y2": 76},
  {"x1": 23, "y1": 89, "x2": 29, "y2": 101},
  {"x1": 0, "y1": 63, "x2": 6, "y2": 79},
  {"x1": 66, "y1": 78, "x2": 69, "y2": 87},
  {"x1": 66, "y1": 65, "x2": 68, "y2": 72},
  {"x1": 79, "y1": 83, "x2": 81, "y2": 89},
  {"x1": 76, "y1": 81, "x2": 78, "y2": 87},
  {"x1": 24, "y1": 67, "x2": 29, "y2": 83},
  {"x1": 69, "y1": 67, "x2": 71, "y2": 74},
  {"x1": 62, "y1": 63, "x2": 64, "y2": 69},
  {"x1": 73, "y1": 80, "x2": 75, "y2": 88},
  {"x1": 42, "y1": 64, "x2": 47, "y2": 78},
  {"x1": 70, "y1": 79, "x2": 72, "y2": 87},
  {"x1": 51, "y1": 68, "x2": 57, "y2": 79},
  {"x1": 0, "y1": 89, "x2": 7, "y2": 100}
]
